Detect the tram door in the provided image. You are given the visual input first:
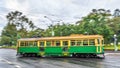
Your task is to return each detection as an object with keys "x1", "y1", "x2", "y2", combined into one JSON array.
[
  {"x1": 62, "y1": 40, "x2": 69, "y2": 52},
  {"x1": 96, "y1": 39, "x2": 102, "y2": 53}
]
